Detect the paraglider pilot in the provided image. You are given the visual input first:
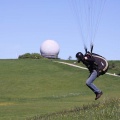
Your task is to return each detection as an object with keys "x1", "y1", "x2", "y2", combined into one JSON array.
[{"x1": 76, "y1": 51, "x2": 109, "y2": 100}]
